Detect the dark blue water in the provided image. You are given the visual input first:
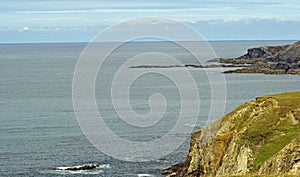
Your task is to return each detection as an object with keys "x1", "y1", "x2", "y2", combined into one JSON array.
[{"x1": 0, "y1": 41, "x2": 299, "y2": 176}]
